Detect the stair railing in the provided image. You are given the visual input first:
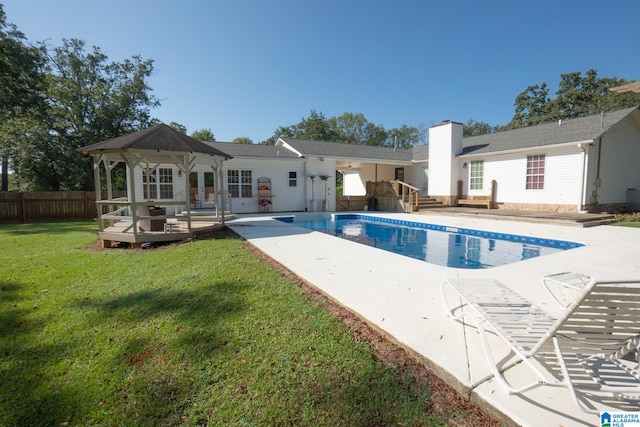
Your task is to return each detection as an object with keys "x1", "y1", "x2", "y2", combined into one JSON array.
[{"x1": 390, "y1": 180, "x2": 420, "y2": 213}]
